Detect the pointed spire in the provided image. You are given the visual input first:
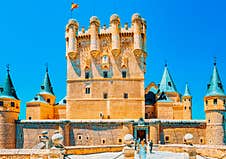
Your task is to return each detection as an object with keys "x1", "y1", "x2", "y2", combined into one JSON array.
[
  {"x1": 159, "y1": 64, "x2": 177, "y2": 92},
  {"x1": 40, "y1": 65, "x2": 54, "y2": 95},
  {"x1": 183, "y1": 83, "x2": 191, "y2": 97},
  {"x1": 0, "y1": 65, "x2": 19, "y2": 99},
  {"x1": 206, "y1": 60, "x2": 225, "y2": 96}
]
